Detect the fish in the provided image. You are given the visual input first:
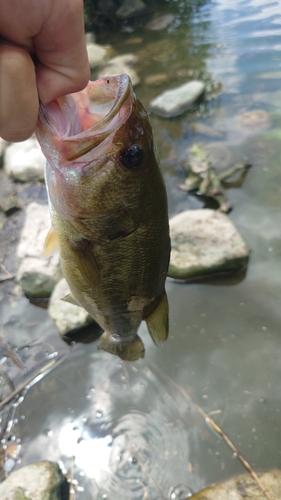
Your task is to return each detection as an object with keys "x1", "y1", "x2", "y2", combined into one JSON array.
[{"x1": 36, "y1": 74, "x2": 170, "y2": 361}]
